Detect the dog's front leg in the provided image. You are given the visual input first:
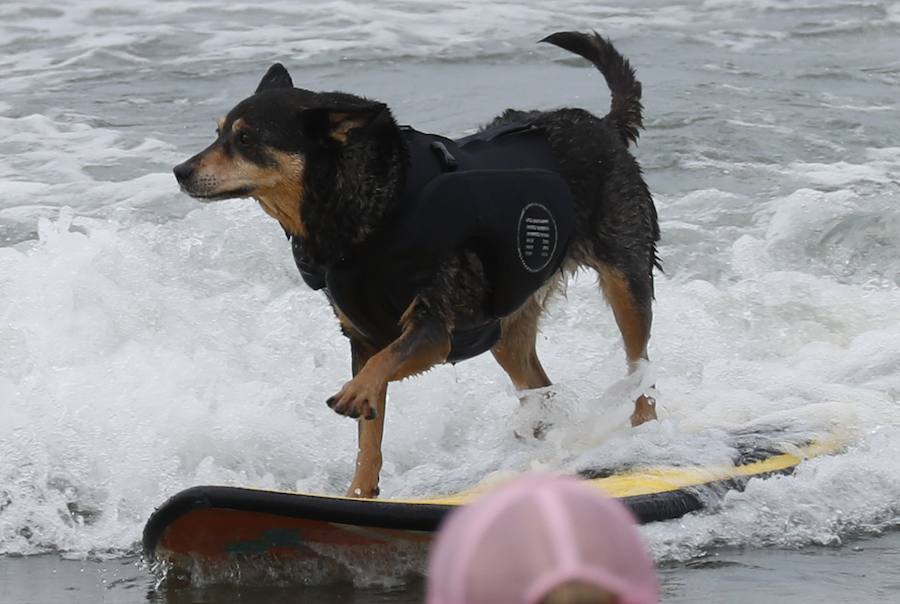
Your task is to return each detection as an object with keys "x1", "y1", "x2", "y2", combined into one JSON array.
[
  {"x1": 330, "y1": 296, "x2": 452, "y2": 498},
  {"x1": 344, "y1": 337, "x2": 387, "y2": 498},
  {"x1": 328, "y1": 297, "x2": 452, "y2": 420}
]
